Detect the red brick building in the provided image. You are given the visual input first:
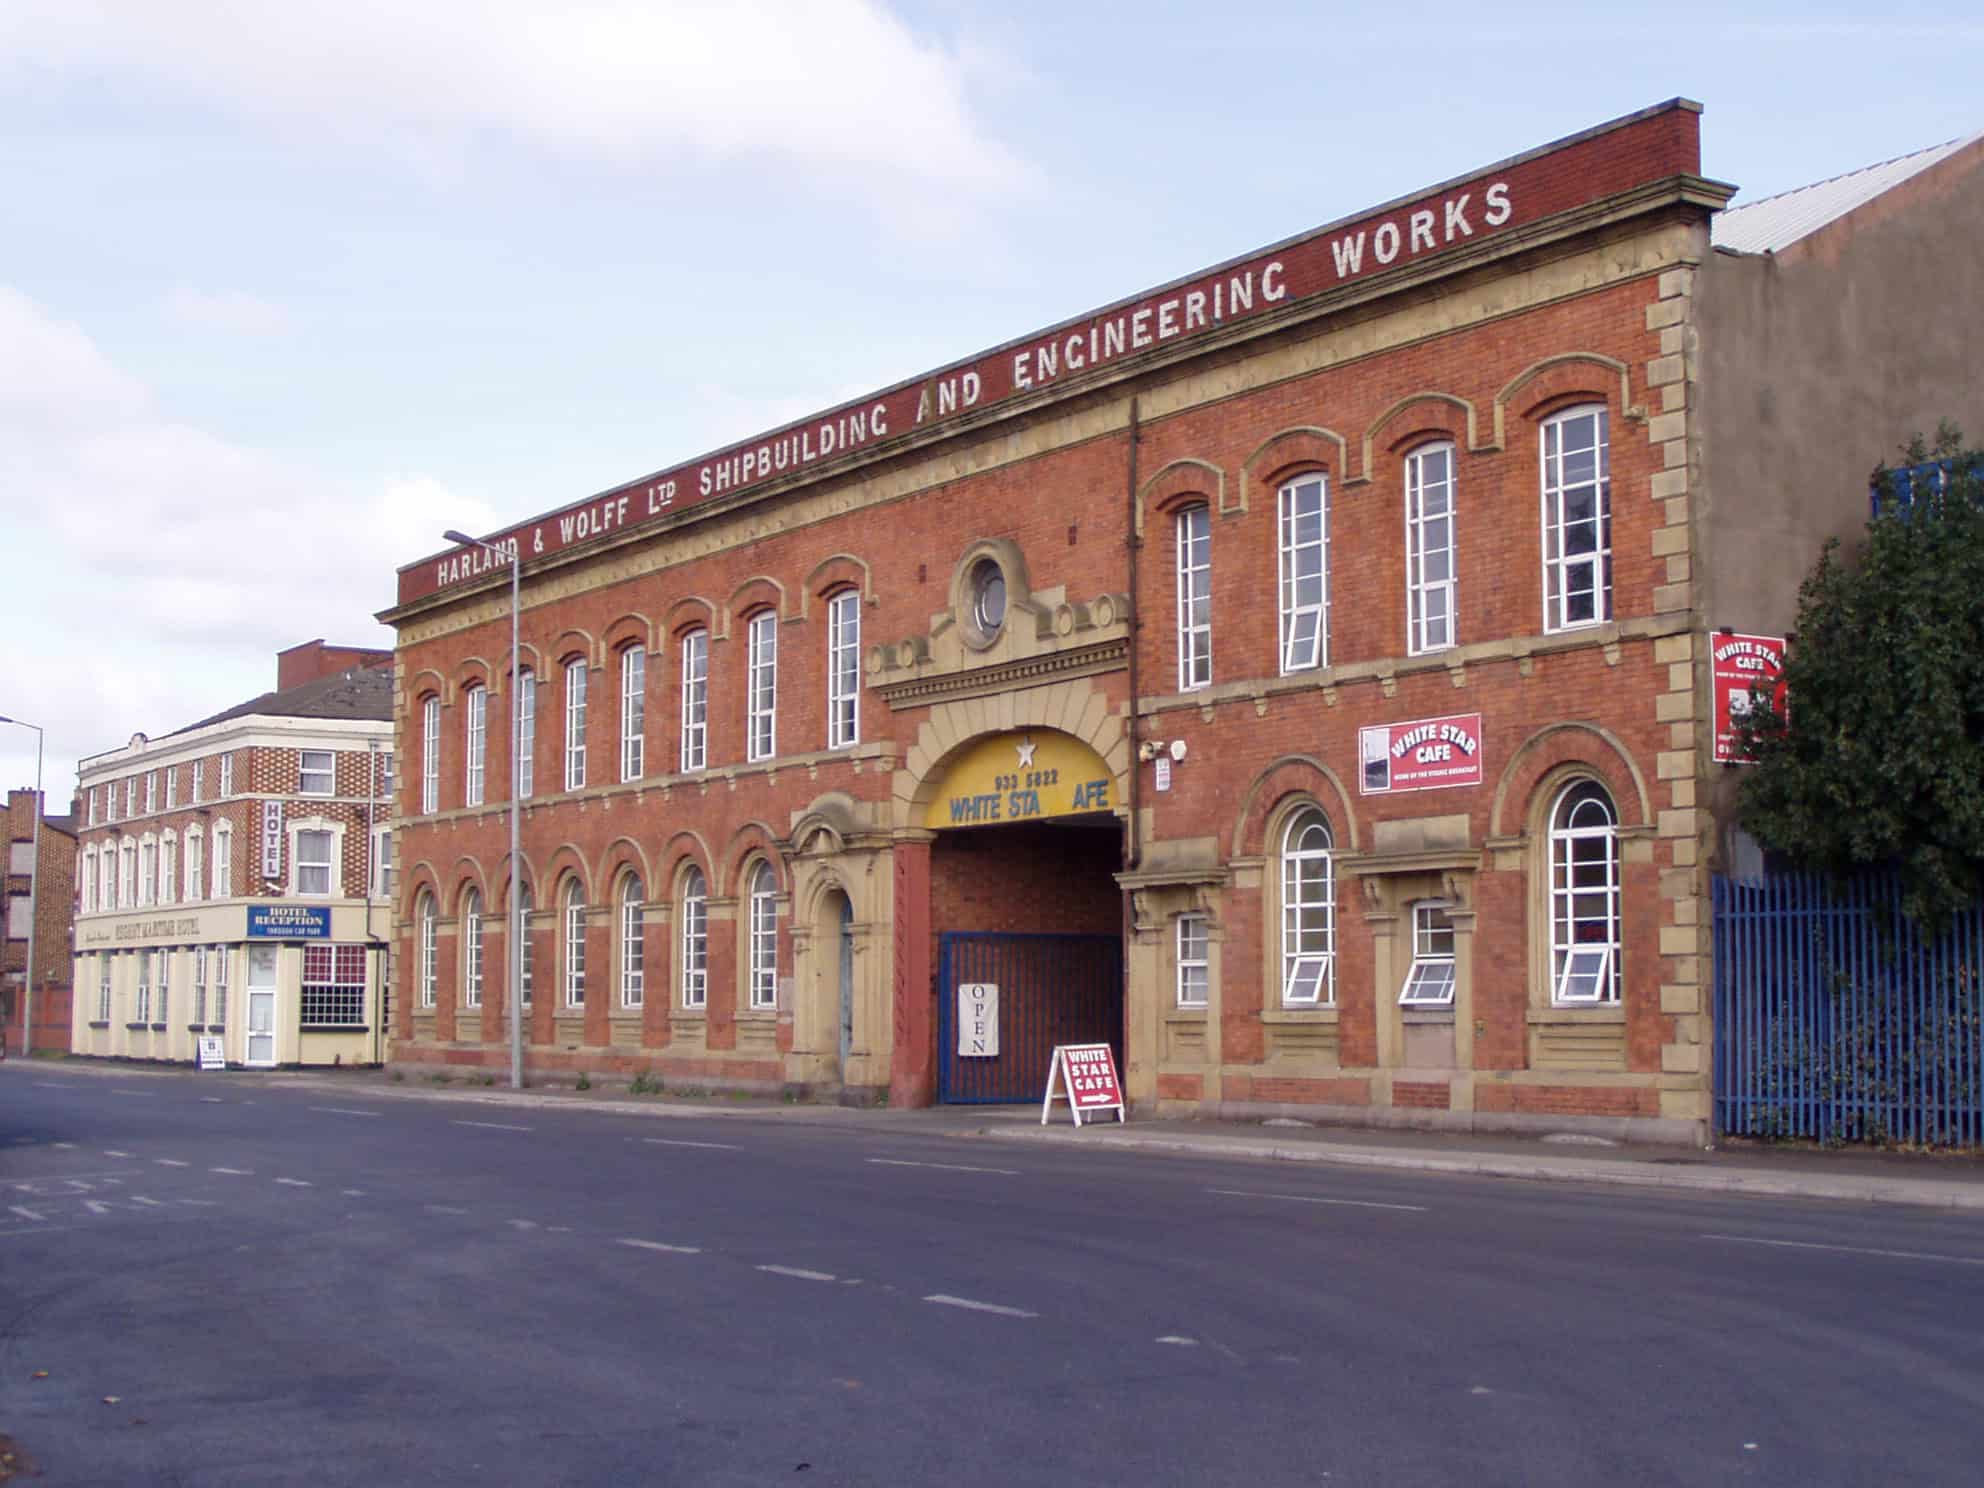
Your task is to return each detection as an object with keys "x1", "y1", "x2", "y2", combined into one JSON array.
[
  {"x1": 383, "y1": 100, "x2": 1738, "y2": 1139},
  {"x1": 68, "y1": 642, "x2": 395, "y2": 1067},
  {"x1": 4, "y1": 788, "x2": 76, "y2": 1055}
]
